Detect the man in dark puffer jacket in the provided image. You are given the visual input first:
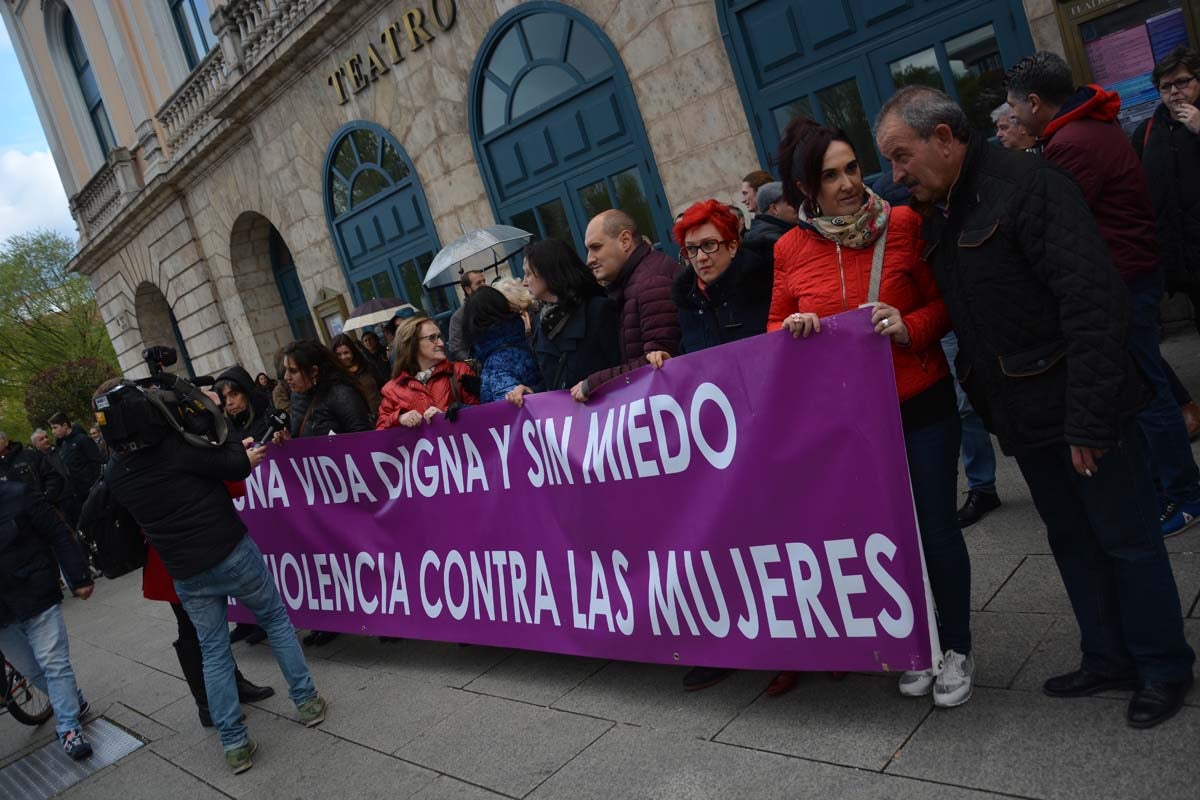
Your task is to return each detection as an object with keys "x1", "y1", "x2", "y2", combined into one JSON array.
[
  {"x1": 877, "y1": 86, "x2": 1195, "y2": 729},
  {"x1": 576, "y1": 209, "x2": 680, "y2": 400},
  {"x1": 0, "y1": 481, "x2": 95, "y2": 760}
]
